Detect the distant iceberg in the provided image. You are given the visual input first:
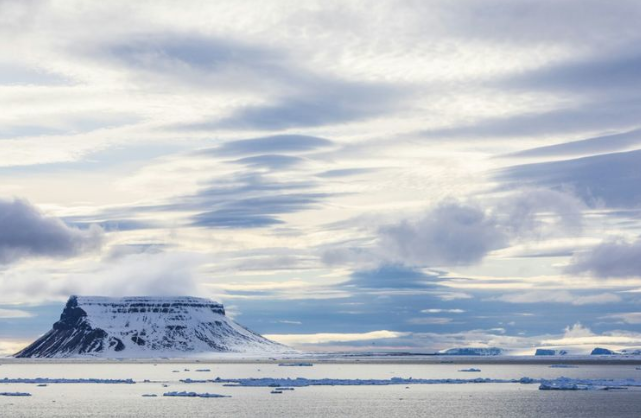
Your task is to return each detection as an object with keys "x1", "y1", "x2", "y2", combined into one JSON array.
[
  {"x1": 535, "y1": 349, "x2": 568, "y2": 356},
  {"x1": 440, "y1": 347, "x2": 503, "y2": 356},
  {"x1": 591, "y1": 347, "x2": 618, "y2": 355},
  {"x1": 458, "y1": 368, "x2": 481, "y2": 372}
]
